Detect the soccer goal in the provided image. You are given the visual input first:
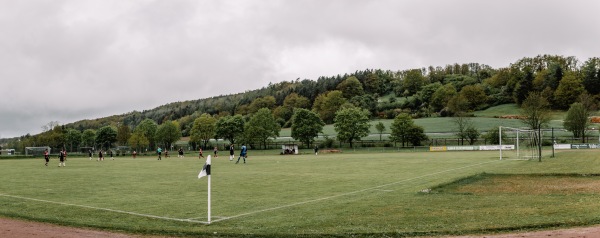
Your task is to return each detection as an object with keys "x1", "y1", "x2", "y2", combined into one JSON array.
[
  {"x1": 25, "y1": 146, "x2": 51, "y2": 156},
  {"x1": 499, "y1": 127, "x2": 541, "y2": 160}
]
